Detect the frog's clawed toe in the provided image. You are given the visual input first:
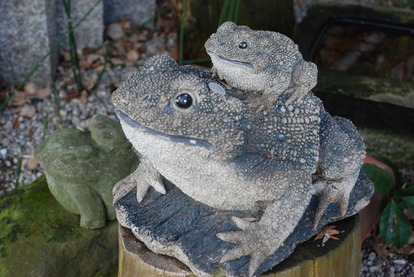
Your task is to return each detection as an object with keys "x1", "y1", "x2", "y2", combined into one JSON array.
[
  {"x1": 284, "y1": 87, "x2": 308, "y2": 106},
  {"x1": 313, "y1": 183, "x2": 350, "y2": 229},
  {"x1": 217, "y1": 217, "x2": 273, "y2": 277}
]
